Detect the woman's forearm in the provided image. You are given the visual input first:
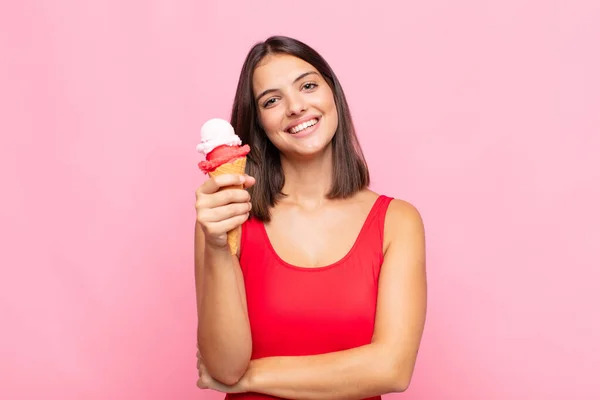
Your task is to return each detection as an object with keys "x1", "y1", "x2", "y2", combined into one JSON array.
[
  {"x1": 196, "y1": 237, "x2": 252, "y2": 385},
  {"x1": 244, "y1": 343, "x2": 407, "y2": 400}
]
